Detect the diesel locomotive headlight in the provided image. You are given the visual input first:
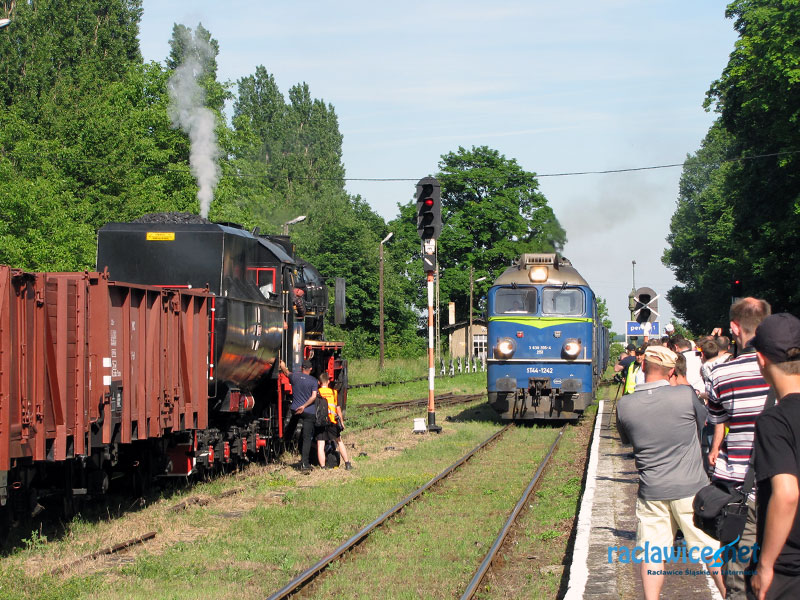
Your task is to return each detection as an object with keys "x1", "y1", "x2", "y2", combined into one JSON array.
[
  {"x1": 529, "y1": 266, "x2": 548, "y2": 282},
  {"x1": 563, "y1": 338, "x2": 582, "y2": 358},
  {"x1": 495, "y1": 338, "x2": 516, "y2": 359}
]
